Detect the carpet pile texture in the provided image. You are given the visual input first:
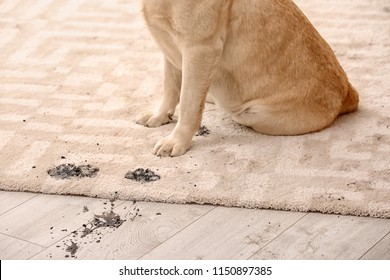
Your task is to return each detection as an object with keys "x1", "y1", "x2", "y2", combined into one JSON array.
[{"x1": 0, "y1": 0, "x2": 389, "y2": 218}]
